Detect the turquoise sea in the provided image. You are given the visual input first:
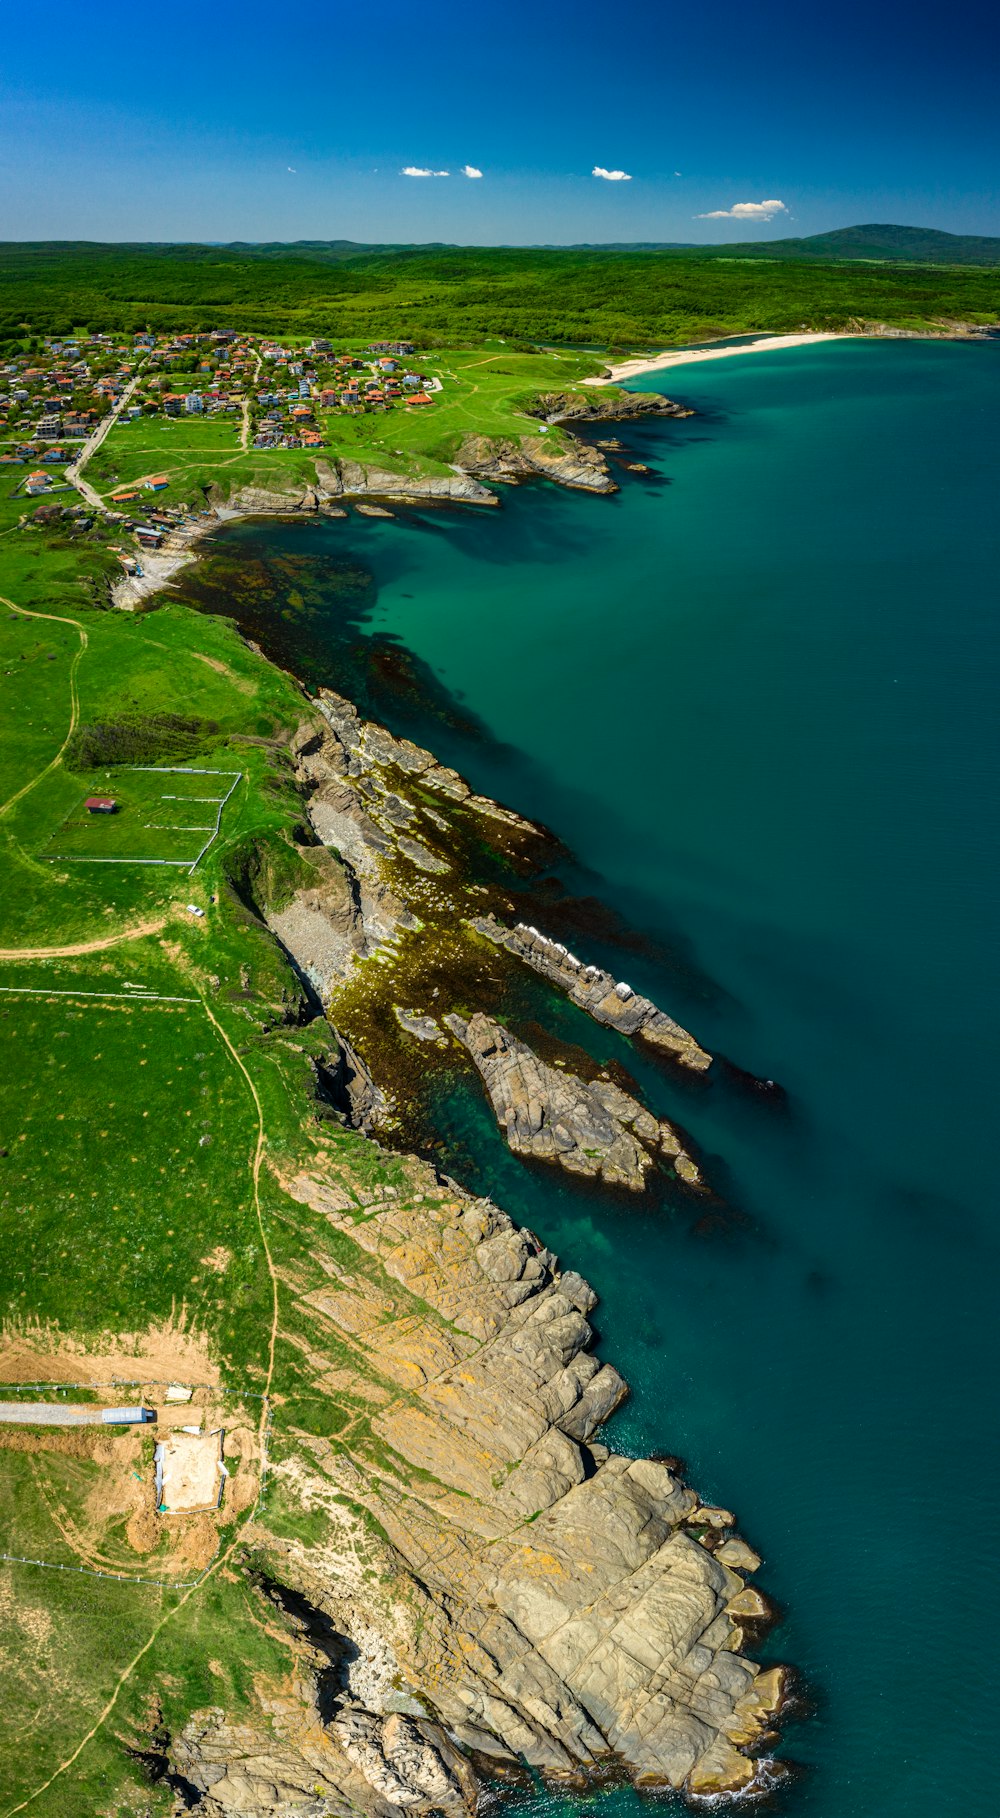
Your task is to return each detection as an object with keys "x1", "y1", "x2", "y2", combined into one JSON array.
[{"x1": 182, "y1": 339, "x2": 1000, "y2": 1816}]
